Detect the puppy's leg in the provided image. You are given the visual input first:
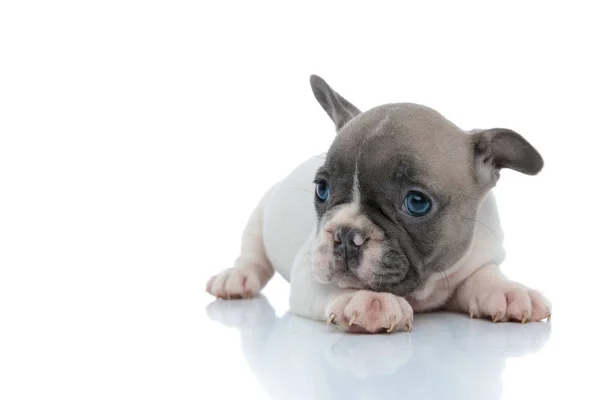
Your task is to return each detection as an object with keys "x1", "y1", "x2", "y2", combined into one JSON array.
[
  {"x1": 206, "y1": 196, "x2": 274, "y2": 299},
  {"x1": 448, "y1": 264, "x2": 551, "y2": 323},
  {"x1": 289, "y1": 235, "x2": 413, "y2": 333}
]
